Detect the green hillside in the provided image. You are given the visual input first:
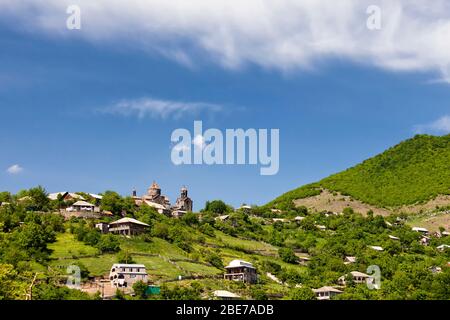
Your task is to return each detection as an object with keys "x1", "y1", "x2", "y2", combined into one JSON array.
[
  {"x1": 269, "y1": 134, "x2": 450, "y2": 209},
  {"x1": 1, "y1": 184, "x2": 450, "y2": 300}
]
